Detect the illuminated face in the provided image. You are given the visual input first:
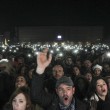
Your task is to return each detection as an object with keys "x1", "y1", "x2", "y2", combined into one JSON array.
[
  {"x1": 52, "y1": 65, "x2": 64, "y2": 79},
  {"x1": 12, "y1": 93, "x2": 27, "y2": 110},
  {"x1": 94, "y1": 68, "x2": 101, "y2": 76},
  {"x1": 96, "y1": 79, "x2": 108, "y2": 99},
  {"x1": 73, "y1": 67, "x2": 80, "y2": 76},
  {"x1": 56, "y1": 84, "x2": 75, "y2": 106},
  {"x1": 15, "y1": 76, "x2": 27, "y2": 88}
]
